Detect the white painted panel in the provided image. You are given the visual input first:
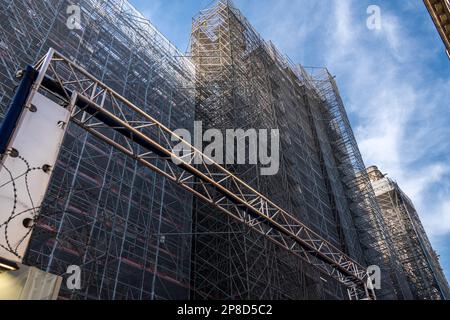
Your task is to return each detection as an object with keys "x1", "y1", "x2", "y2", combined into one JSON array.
[{"x1": 0, "y1": 92, "x2": 70, "y2": 263}]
